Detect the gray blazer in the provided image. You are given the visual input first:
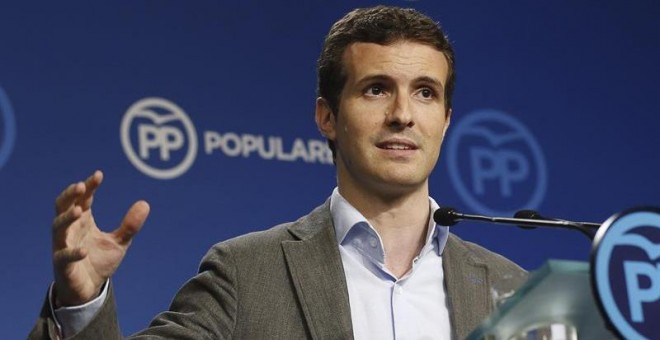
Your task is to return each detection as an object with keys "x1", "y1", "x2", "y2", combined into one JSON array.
[{"x1": 30, "y1": 201, "x2": 526, "y2": 340}]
